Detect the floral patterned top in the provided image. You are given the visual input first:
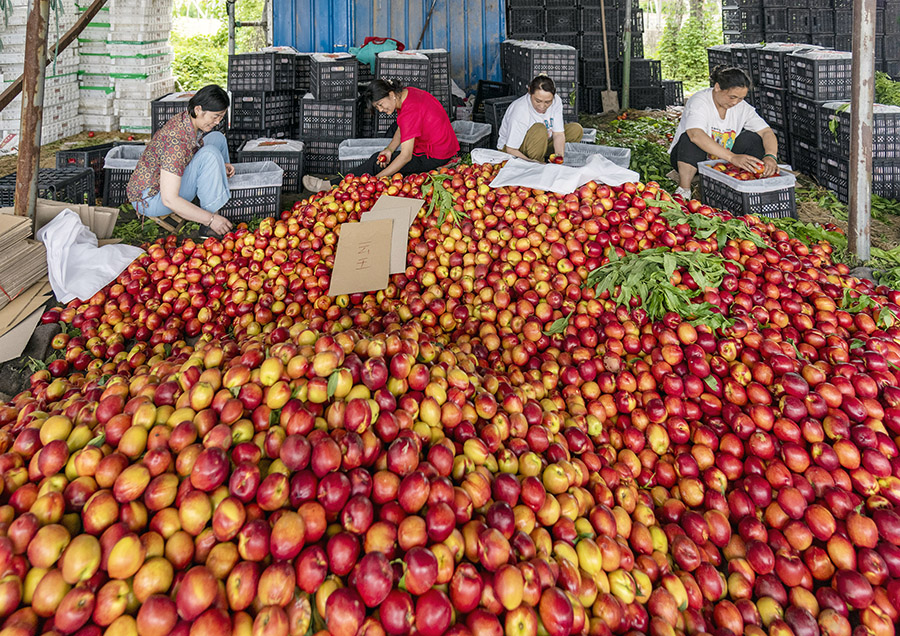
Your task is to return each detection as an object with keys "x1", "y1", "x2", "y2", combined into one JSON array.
[{"x1": 126, "y1": 110, "x2": 203, "y2": 204}]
